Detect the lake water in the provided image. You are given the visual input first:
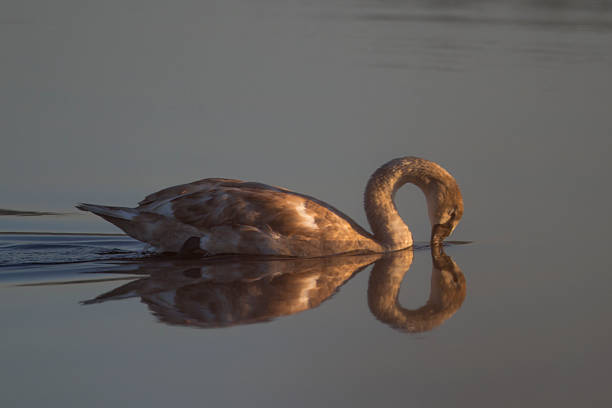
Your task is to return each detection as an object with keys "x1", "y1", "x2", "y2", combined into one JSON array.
[{"x1": 2, "y1": 0, "x2": 612, "y2": 407}]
